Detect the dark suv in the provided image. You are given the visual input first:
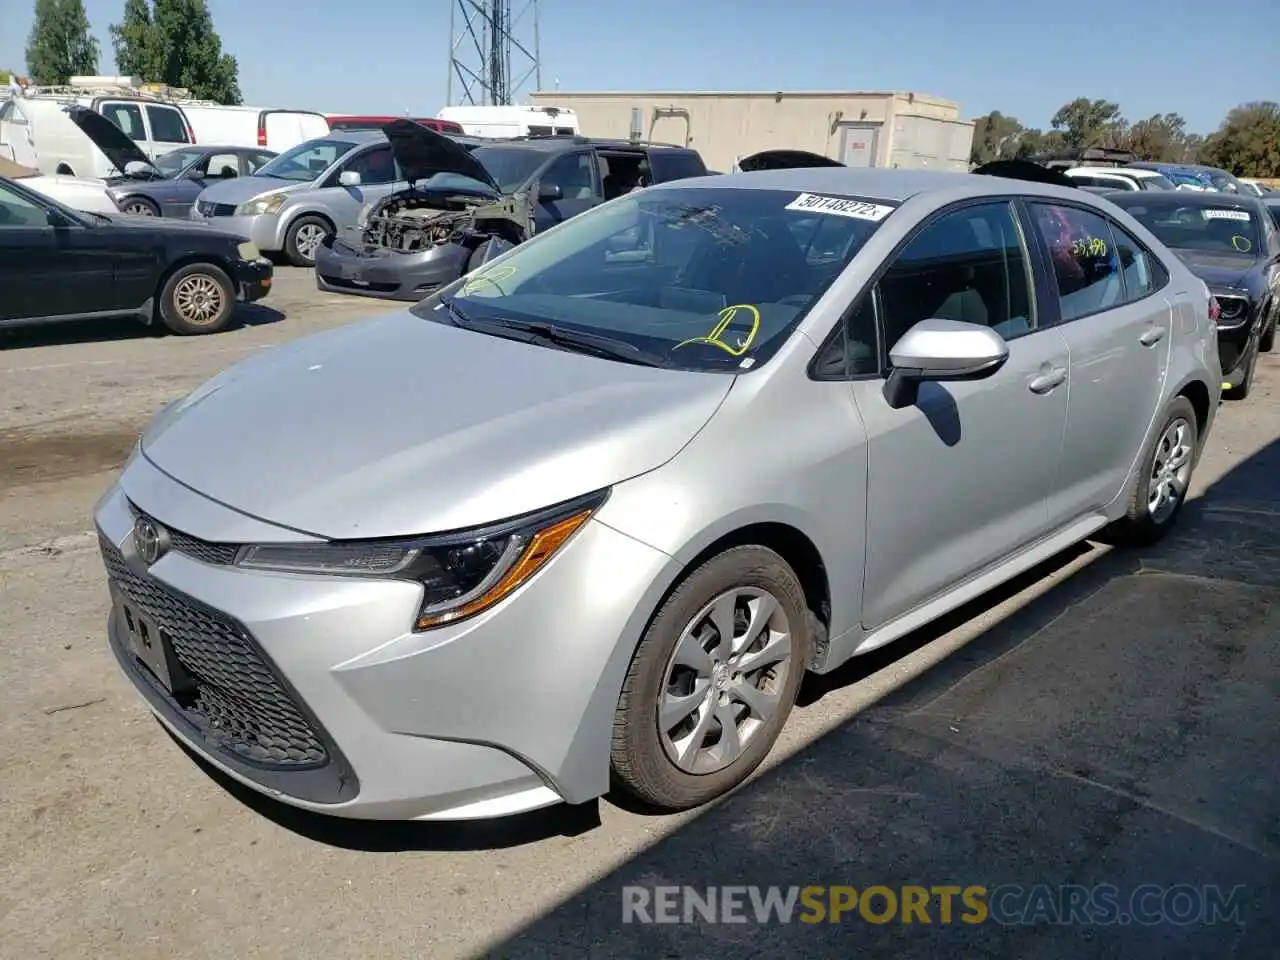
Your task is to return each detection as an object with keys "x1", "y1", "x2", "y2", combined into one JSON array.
[{"x1": 314, "y1": 126, "x2": 709, "y2": 302}]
